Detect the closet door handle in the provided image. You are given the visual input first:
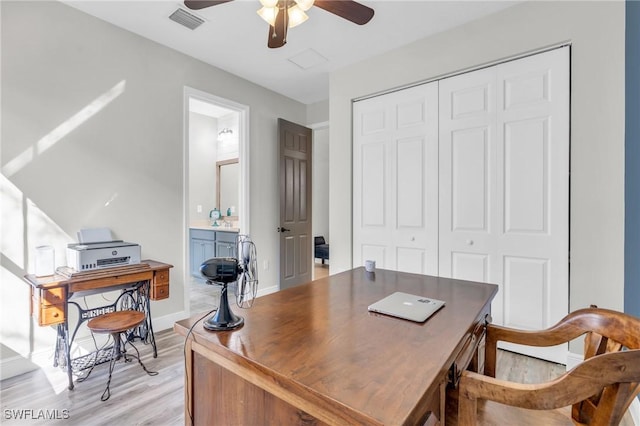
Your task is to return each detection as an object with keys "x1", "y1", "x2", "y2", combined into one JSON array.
[{"x1": 277, "y1": 227, "x2": 291, "y2": 233}]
